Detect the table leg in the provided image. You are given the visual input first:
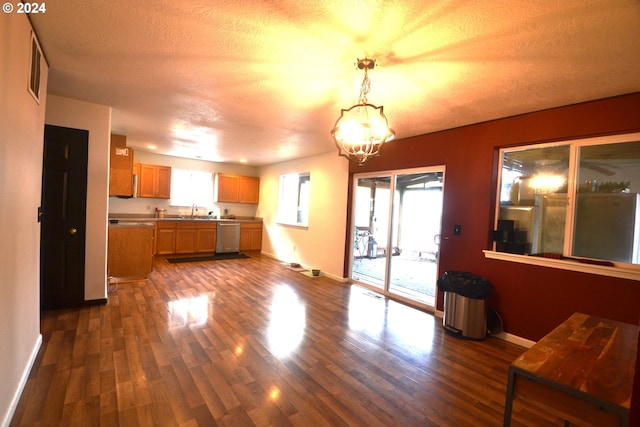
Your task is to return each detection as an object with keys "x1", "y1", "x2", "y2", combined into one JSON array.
[{"x1": 503, "y1": 366, "x2": 515, "y2": 427}]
